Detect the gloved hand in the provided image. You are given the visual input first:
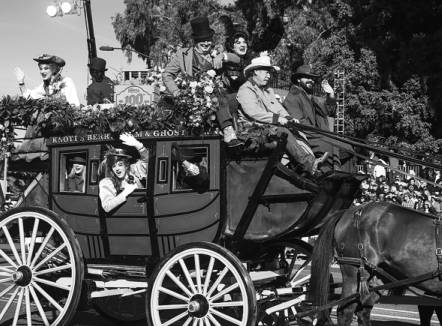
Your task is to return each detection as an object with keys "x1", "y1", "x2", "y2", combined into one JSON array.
[
  {"x1": 14, "y1": 67, "x2": 25, "y2": 84},
  {"x1": 121, "y1": 183, "x2": 137, "y2": 197},
  {"x1": 321, "y1": 80, "x2": 334, "y2": 94},
  {"x1": 120, "y1": 132, "x2": 143, "y2": 150},
  {"x1": 213, "y1": 53, "x2": 225, "y2": 69}
]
